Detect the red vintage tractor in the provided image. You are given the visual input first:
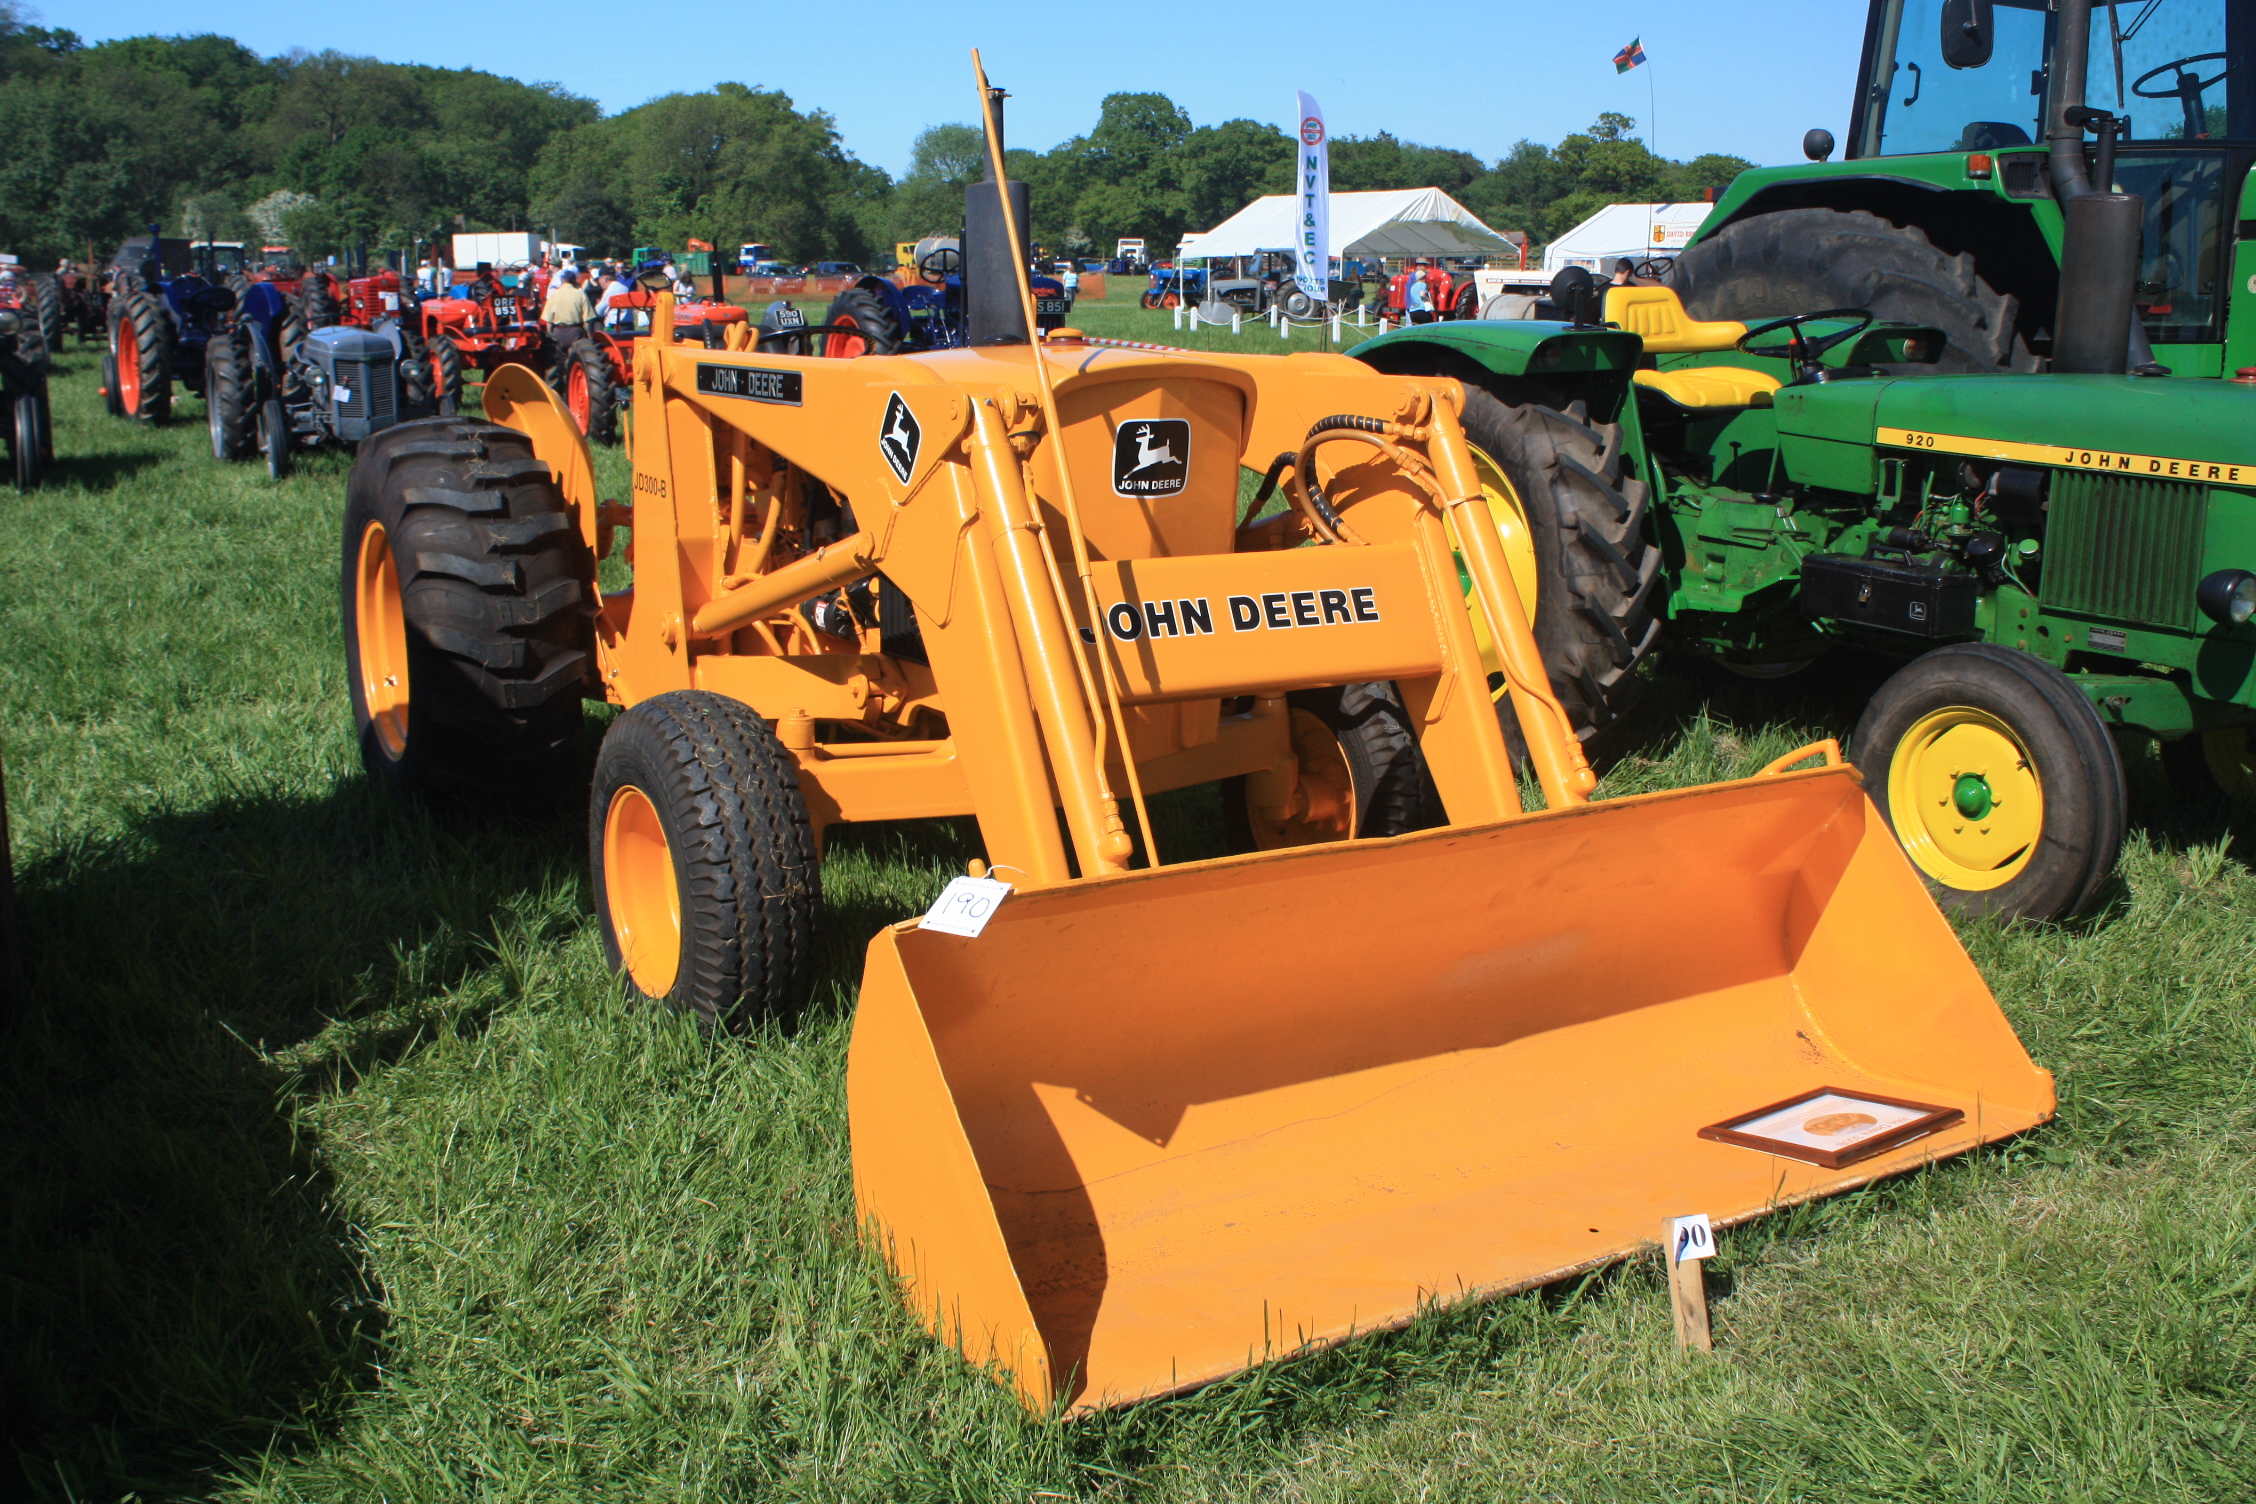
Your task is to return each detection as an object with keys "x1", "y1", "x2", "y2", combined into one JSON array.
[
  {"x1": 419, "y1": 270, "x2": 550, "y2": 414},
  {"x1": 551, "y1": 288, "x2": 748, "y2": 442}
]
